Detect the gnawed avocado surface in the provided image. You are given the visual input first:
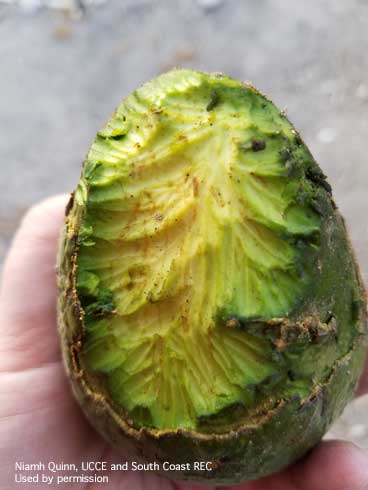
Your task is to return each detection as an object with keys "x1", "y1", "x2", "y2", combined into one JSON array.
[
  {"x1": 72, "y1": 70, "x2": 332, "y2": 430},
  {"x1": 57, "y1": 69, "x2": 367, "y2": 484}
]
